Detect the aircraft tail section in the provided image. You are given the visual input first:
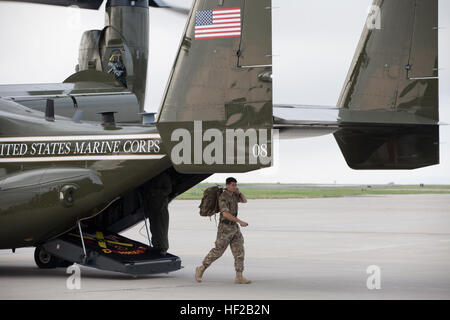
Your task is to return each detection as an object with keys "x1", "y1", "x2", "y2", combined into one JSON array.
[
  {"x1": 156, "y1": 0, "x2": 274, "y2": 174},
  {"x1": 335, "y1": 0, "x2": 439, "y2": 169}
]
